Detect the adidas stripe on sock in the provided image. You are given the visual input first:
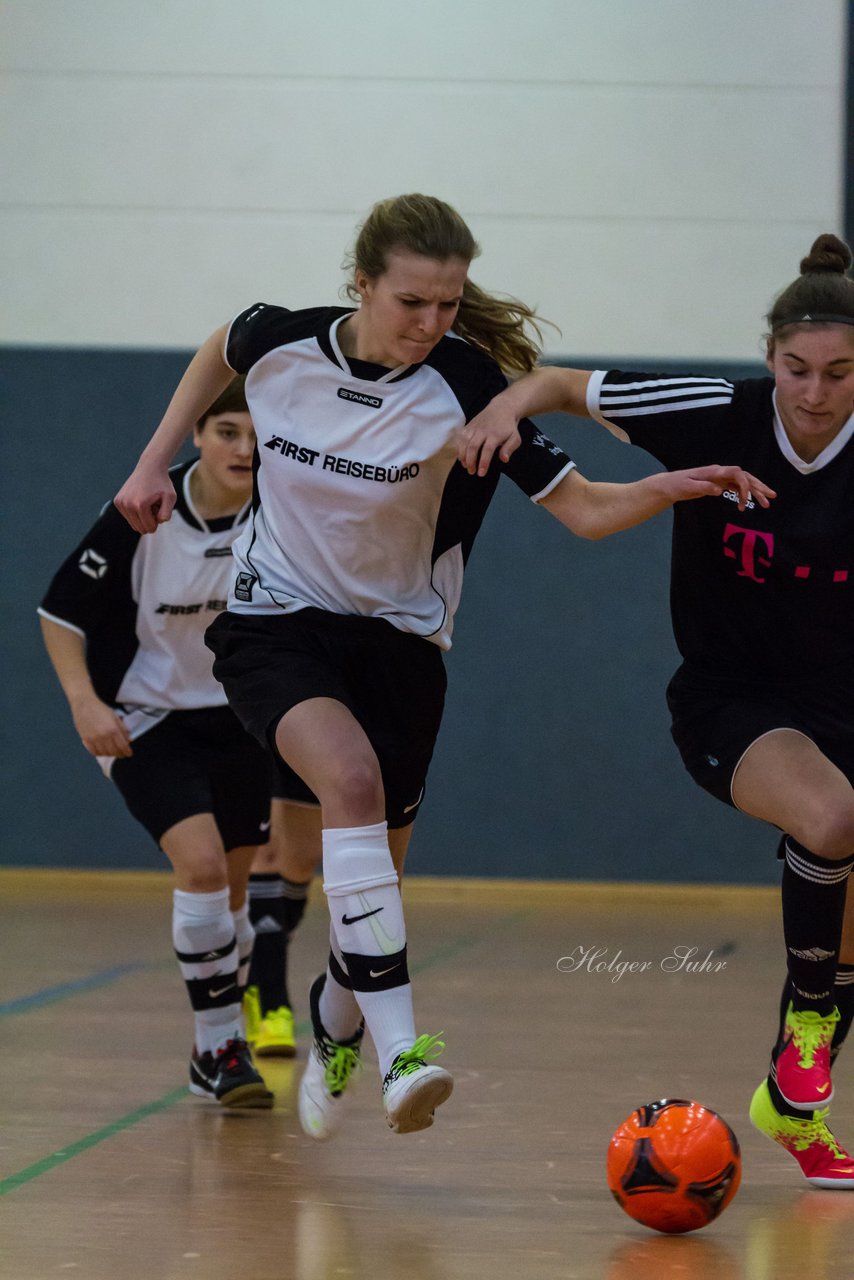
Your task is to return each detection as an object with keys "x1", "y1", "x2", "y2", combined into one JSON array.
[{"x1": 781, "y1": 838, "x2": 853, "y2": 1016}]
